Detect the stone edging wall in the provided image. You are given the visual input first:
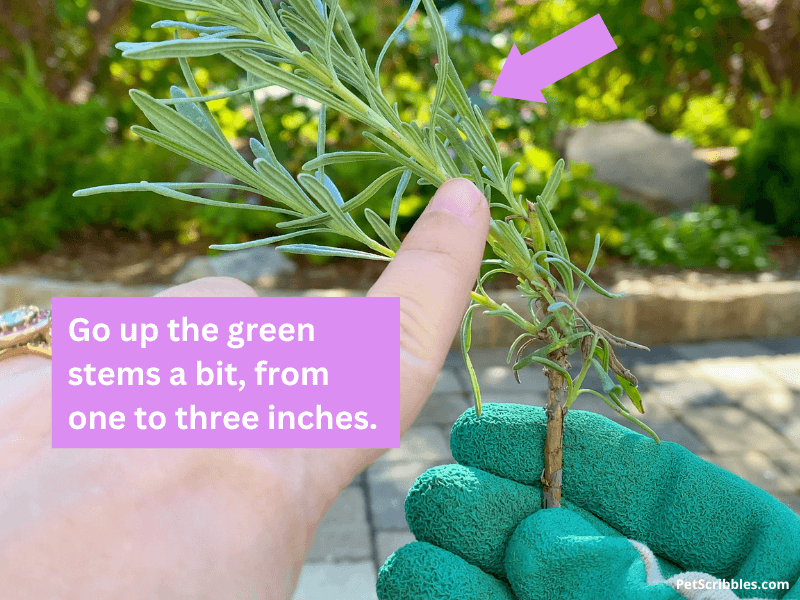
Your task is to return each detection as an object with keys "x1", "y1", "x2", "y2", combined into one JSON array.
[{"x1": 2, "y1": 275, "x2": 798, "y2": 349}]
